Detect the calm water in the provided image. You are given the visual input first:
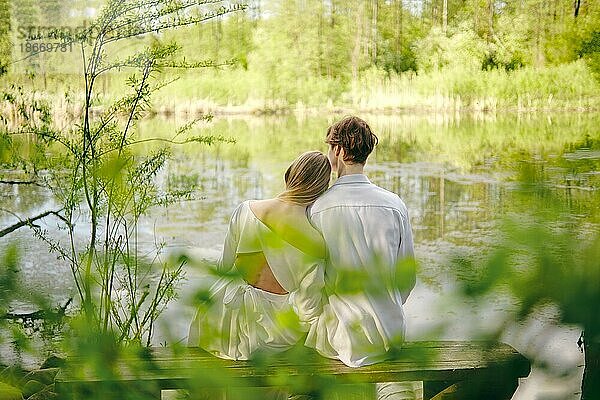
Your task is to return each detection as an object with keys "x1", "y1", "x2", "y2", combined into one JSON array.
[{"x1": 2, "y1": 112, "x2": 599, "y2": 399}]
